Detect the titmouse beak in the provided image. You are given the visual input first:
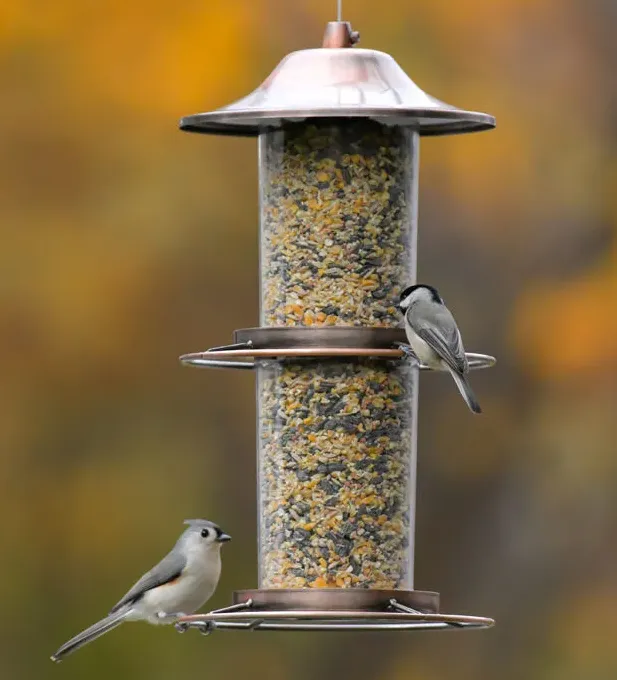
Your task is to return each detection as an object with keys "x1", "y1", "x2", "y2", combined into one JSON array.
[{"x1": 217, "y1": 533, "x2": 232, "y2": 543}]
